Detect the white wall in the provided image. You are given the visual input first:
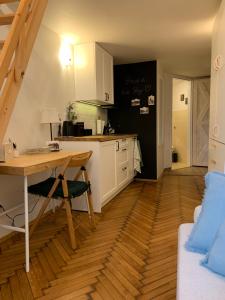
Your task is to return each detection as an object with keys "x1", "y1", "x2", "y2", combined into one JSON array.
[
  {"x1": 172, "y1": 79, "x2": 191, "y2": 165},
  {"x1": 0, "y1": 25, "x2": 74, "y2": 238},
  {"x1": 0, "y1": 22, "x2": 107, "y2": 238},
  {"x1": 172, "y1": 79, "x2": 191, "y2": 112},
  {"x1": 5, "y1": 26, "x2": 75, "y2": 151}
]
